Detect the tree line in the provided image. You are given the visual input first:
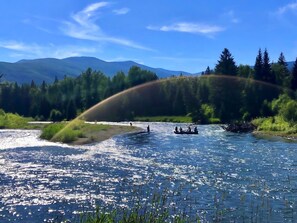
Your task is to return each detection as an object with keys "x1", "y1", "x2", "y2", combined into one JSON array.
[
  {"x1": 0, "y1": 66, "x2": 158, "y2": 121},
  {"x1": 203, "y1": 48, "x2": 297, "y2": 91},
  {"x1": 0, "y1": 48, "x2": 297, "y2": 123}
]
